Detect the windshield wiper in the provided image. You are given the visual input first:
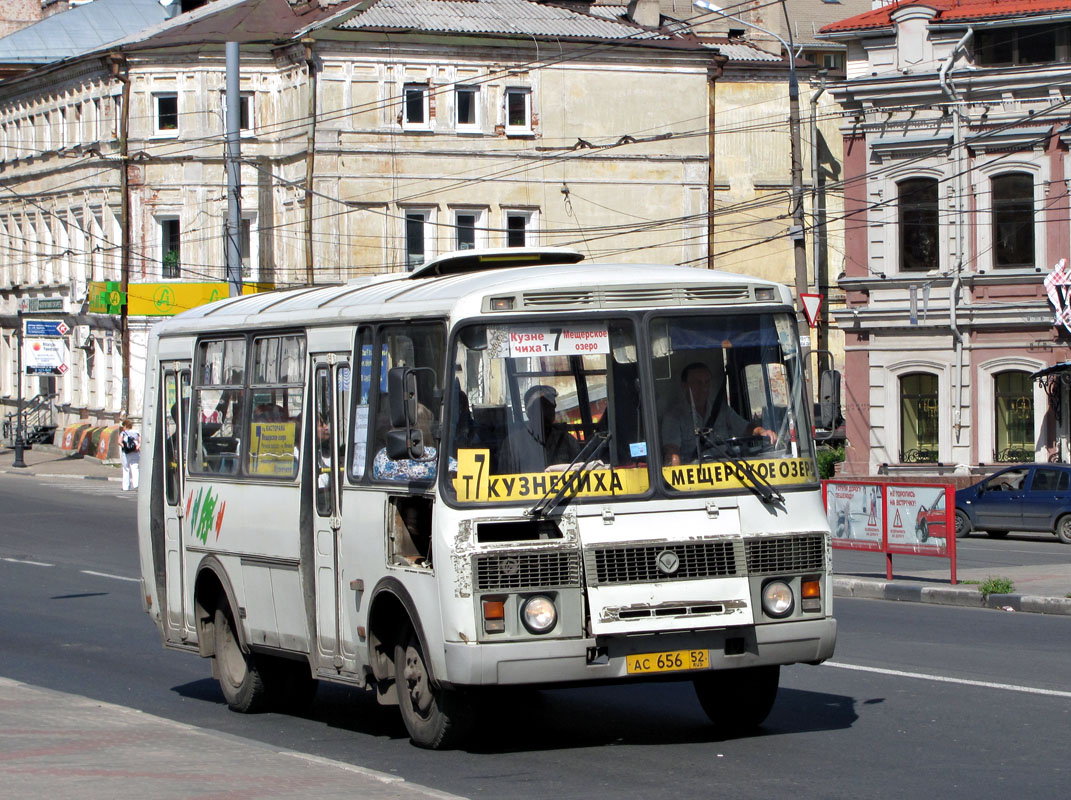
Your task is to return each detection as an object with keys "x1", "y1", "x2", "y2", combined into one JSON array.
[
  {"x1": 695, "y1": 428, "x2": 785, "y2": 506},
  {"x1": 527, "y1": 431, "x2": 612, "y2": 519}
]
